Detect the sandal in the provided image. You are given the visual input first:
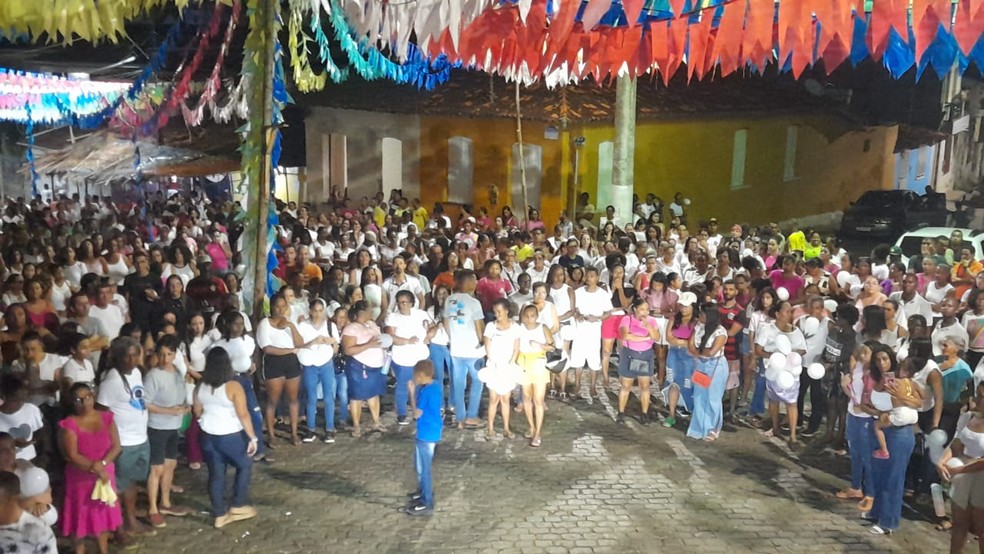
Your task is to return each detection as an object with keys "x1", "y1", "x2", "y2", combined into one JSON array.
[
  {"x1": 188, "y1": 462, "x2": 201, "y2": 471},
  {"x1": 351, "y1": 428, "x2": 362, "y2": 438},
  {"x1": 935, "y1": 518, "x2": 953, "y2": 532},
  {"x1": 763, "y1": 429, "x2": 775, "y2": 438},
  {"x1": 485, "y1": 430, "x2": 496, "y2": 440},
  {"x1": 503, "y1": 430, "x2": 514, "y2": 439},
  {"x1": 548, "y1": 390, "x2": 557, "y2": 398},
  {"x1": 559, "y1": 392, "x2": 569, "y2": 402},
  {"x1": 524, "y1": 431, "x2": 534, "y2": 439},
  {"x1": 531, "y1": 437, "x2": 542, "y2": 447},
  {"x1": 836, "y1": 488, "x2": 863, "y2": 500}
]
